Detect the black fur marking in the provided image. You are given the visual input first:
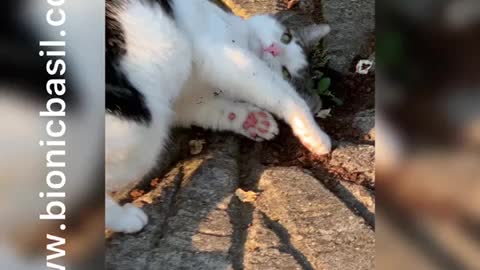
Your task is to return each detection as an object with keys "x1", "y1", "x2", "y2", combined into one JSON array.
[
  {"x1": 155, "y1": 0, "x2": 174, "y2": 17},
  {"x1": 106, "y1": 81, "x2": 152, "y2": 124},
  {"x1": 106, "y1": 0, "x2": 153, "y2": 124},
  {"x1": 106, "y1": 59, "x2": 152, "y2": 124},
  {"x1": 141, "y1": 0, "x2": 174, "y2": 17}
]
